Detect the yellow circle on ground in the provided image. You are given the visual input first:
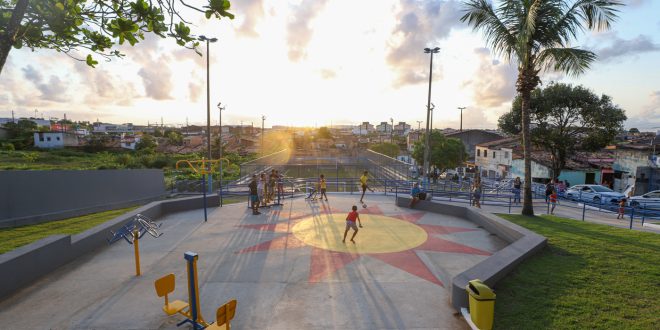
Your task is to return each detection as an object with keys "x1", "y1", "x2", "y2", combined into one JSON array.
[{"x1": 292, "y1": 214, "x2": 428, "y2": 254}]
